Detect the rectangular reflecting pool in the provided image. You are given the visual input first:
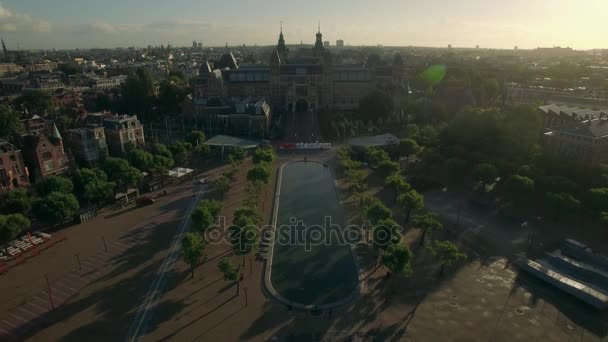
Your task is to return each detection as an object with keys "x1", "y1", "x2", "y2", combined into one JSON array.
[{"x1": 267, "y1": 161, "x2": 359, "y2": 307}]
